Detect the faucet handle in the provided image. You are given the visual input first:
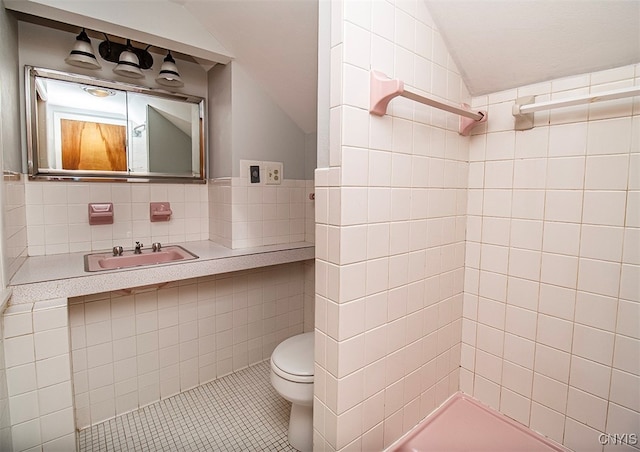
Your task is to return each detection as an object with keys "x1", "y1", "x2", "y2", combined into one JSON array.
[{"x1": 152, "y1": 242, "x2": 162, "y2": 252}]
